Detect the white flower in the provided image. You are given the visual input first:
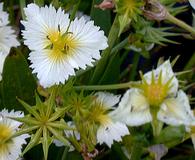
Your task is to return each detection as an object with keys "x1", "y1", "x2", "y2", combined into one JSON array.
[
  {"x1": 189, "y1": 0, "x2": 195, "y2": 10},
  {"x1": 94, "y1": 92, "x2": 130, "y2": 148},
  {"x1": 113, "y1": 60, "x2": 195, "y2": 126},
  {"x1": 22, "y1": 4, "x2": 108, "y2": 88},
  {"x1": 0, "y1": 109, "x2": 29, "y2": 160},
  {"x1": 0, "y1": 3, "x2": 20, "y2": 80}
]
